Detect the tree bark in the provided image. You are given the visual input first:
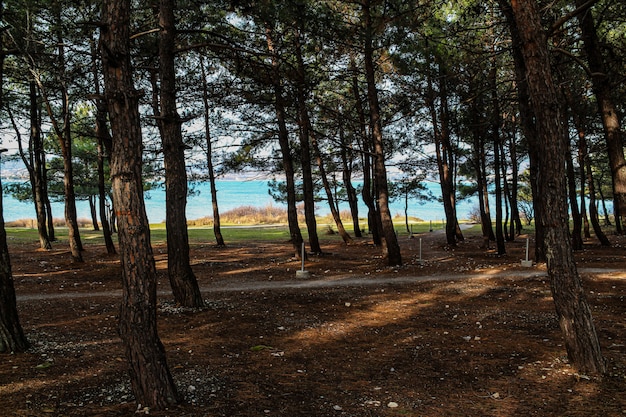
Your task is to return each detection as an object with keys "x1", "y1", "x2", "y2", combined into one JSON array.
[
  {"x1": 28, "y1": 3, "x2": 82, "y2": 260},
  {"x1": 91, "y1": 39, "x2": 116, "y2": 255},
  {"x1": 89, "y1": 195, "x2": 99, "y2": 231},
  {"x1": 29, "y1": 84, "x2": 51, "y2": 249},
  {"x1": 54, "y1": 3, "x2": 83, "y2": 261},
  {"x1": 293, "y1": 27, "x2": 321, "y2": 254},
  {"x1": 501, "y1": 0, "x2": 605, "y2": 375},
  {"x1": 579, "y1": 138, "x2": 591, "y2": 239},
  {"x1": 311, "y1": 127, "x2": 352, "y2": 244},
  {"x1": 570, "y1": 97, "x2": 608, "y2": 246},
  {"x1": 265, "y1": 23, "x2": 304, "y2": 258},
  {"x1": 339, "y1": 119, "x2": 361, "y2": 238},
  {"x1": 567, "y1": 141, "x2": 583, "y2": 250},
  {"x1": 506, "y1": 127, "x2": 523, "y2": 235},
  {"x1": 96, "y1": 116, "x2": 117, "y2": 255},
  {"x1": 469, "y1": 99, "x2": 495, "y2": 247},
  {"x1": 499, "y1": 139, "x2": 514, "y2": 242},
  {"x1": 362, "y1": 1, "x2": 401, "y2": 265},
  {"x1": 597, "y1": 181, "x2": 612, "y2": 226},
  {"x1": 0, "y1": 0, "x2": 29, "y2": 353},
  {"x1": 427, "y1": 58, "x2": 462, "y2": 246},
  {"x1": 158, "y1": 0, "x2": 204, "y2": 308},
  {"x1": 45, "y1": 180, "x2": 54, "y2": 241},
  {"x1": 351, "y1": 59, "x2": 380, "y2": 244},
  {"x1": 12, "y1": 3, "x2": 51, "y2": 250},
  {"x1": 582, "y1": 137, "x2": 610, "y2": 246},
  {"x1": 490, "y1": 64, "x2": 505, "y2": 254},
  {"x1": 501, "y1": 3, "x2": 545, "y2": 262},
  {"x1": 0, "y1": 174, "x2": 29, "y2": 353},
  {"x1": 576, "y1": 0, "x2": 626, "y2": 233},
  {"x1": 101, "y1": 0, "x2": 179, "y2": 408},
  {"x1": 9, "y1": 86, "x2": 51, "y2": 250}
]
